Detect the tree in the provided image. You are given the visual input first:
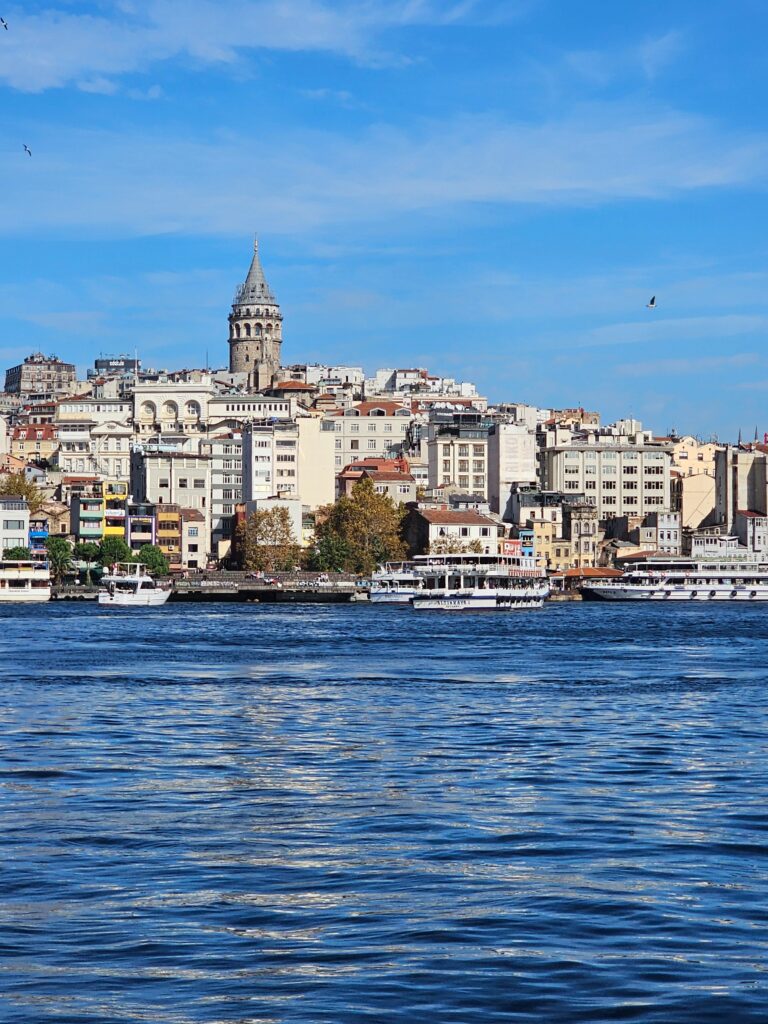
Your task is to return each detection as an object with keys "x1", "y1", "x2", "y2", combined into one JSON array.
[
  {"x1": 237, "y1": 506, "x2": 301, "y2": 573},
  {"x1": 2, "y1": 545, "x2": 32, "y2": 560},
  {"x1": 0, "y1": 471, "x2": 45, "y2": 515},
  {"x1": 73, "y1": 541, "x2": 100, "y2": 584},
  {"x1": 45, "y1": 536, "x2": 73, "y2": 582},
  {"x1": 137, "y1": 544, "x2": 169, "y2": 577},
  {"x1": 98, "y1": 536, "x2": 133, "y2": 567},
  {"x1": 312, "y1": 478, "x2": 407, "y2": 575}
]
